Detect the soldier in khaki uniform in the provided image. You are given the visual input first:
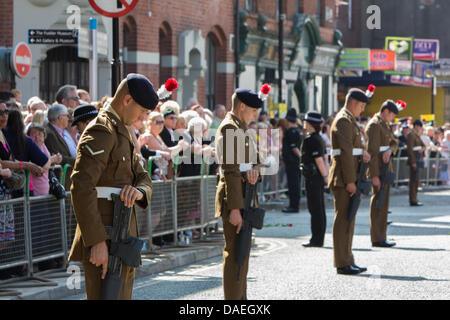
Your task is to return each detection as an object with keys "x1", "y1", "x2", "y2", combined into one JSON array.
[
  {"x1": 68, "y1": 74, "x2": 158, "y2": 300},
  {"x1": 329, "y1": 88, "x2": 372, "y2": 275},
  {"x1": 365, "y1": 100, "x2": 403, "y2": 248},
  {"x1": 407, "y1": 120, "x2": 426, "y2": 206},
  {"x1": 215, "y1": 87, "x2": 269, "y2": 300}
]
